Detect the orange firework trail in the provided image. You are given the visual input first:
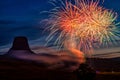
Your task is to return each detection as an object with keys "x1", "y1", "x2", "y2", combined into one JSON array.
[
  {"x1": 43, "y1": 0, "x2": 81, "y2": 48},
  {"x1": 42, "y1": 0, "x2": 120, "y2": 54}
]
